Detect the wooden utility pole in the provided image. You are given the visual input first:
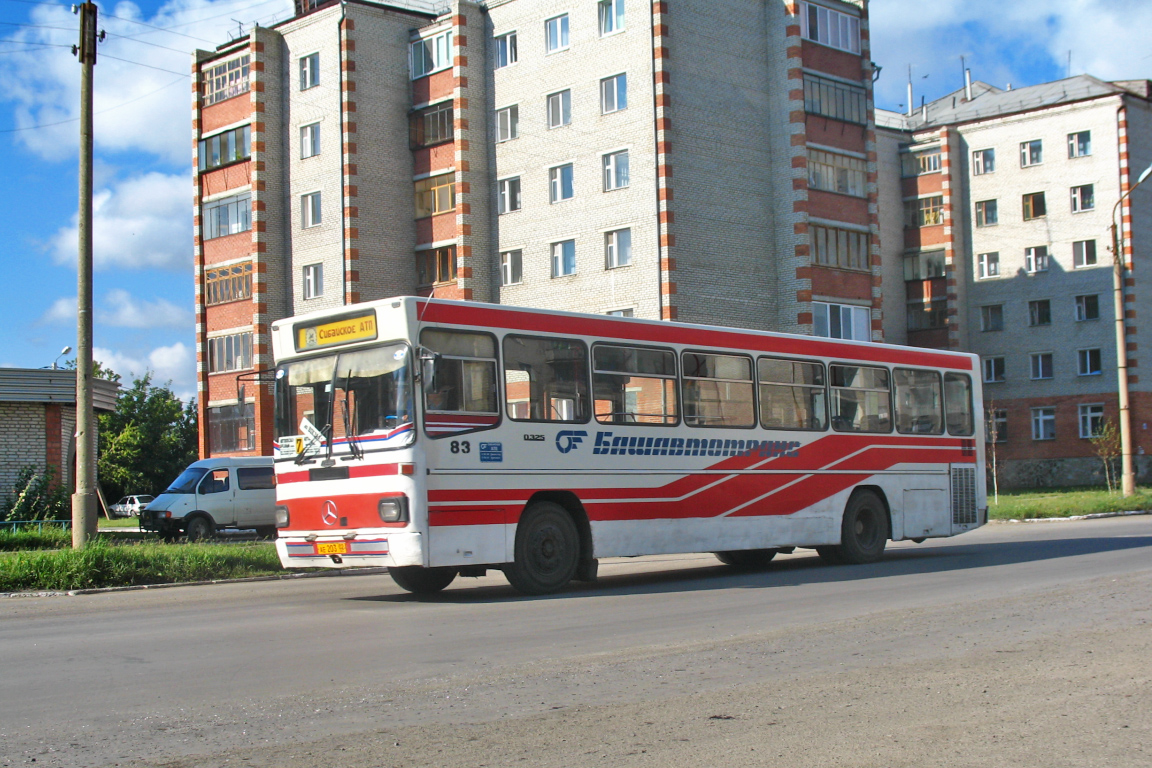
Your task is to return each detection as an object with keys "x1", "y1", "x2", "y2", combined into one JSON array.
[{"x1": 72, "y1": 1, "x2": 100, "y2": 548}]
